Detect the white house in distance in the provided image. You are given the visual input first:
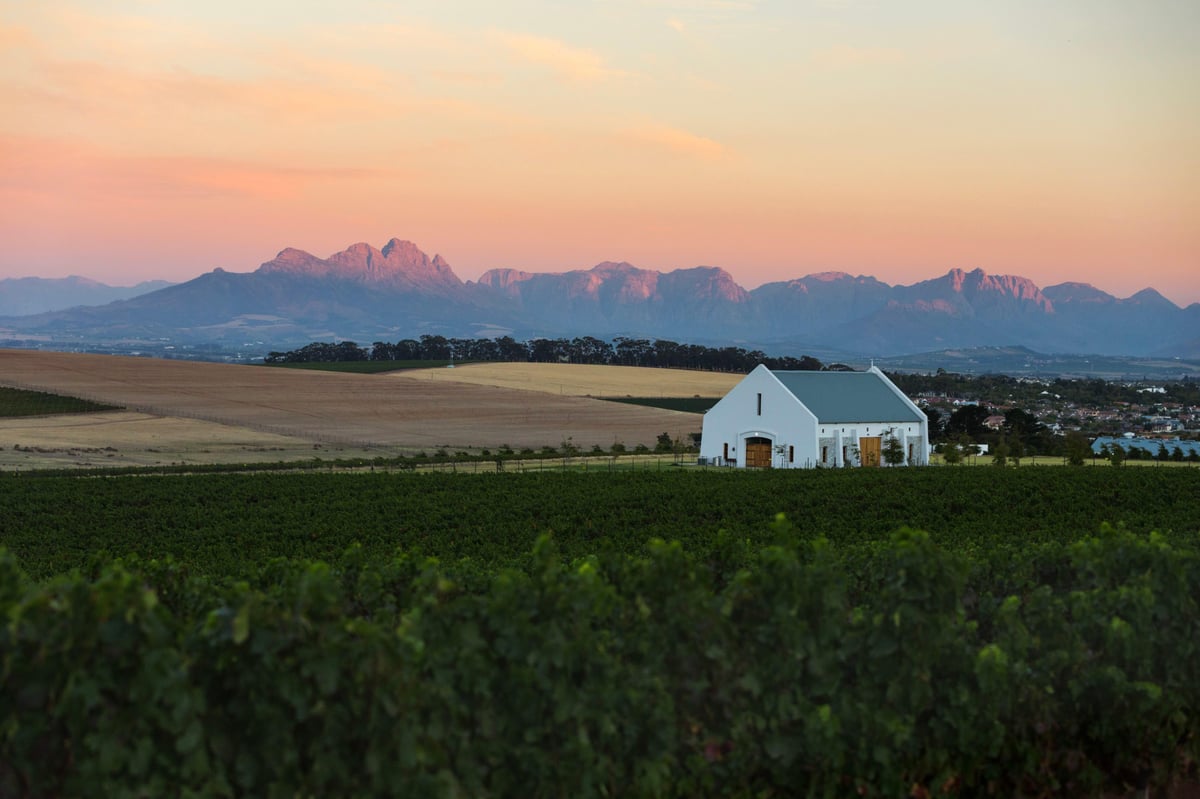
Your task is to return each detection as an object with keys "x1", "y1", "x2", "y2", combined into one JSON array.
[{"x1": 699, "y1": 365, "x2": 929, "y2": 468}]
